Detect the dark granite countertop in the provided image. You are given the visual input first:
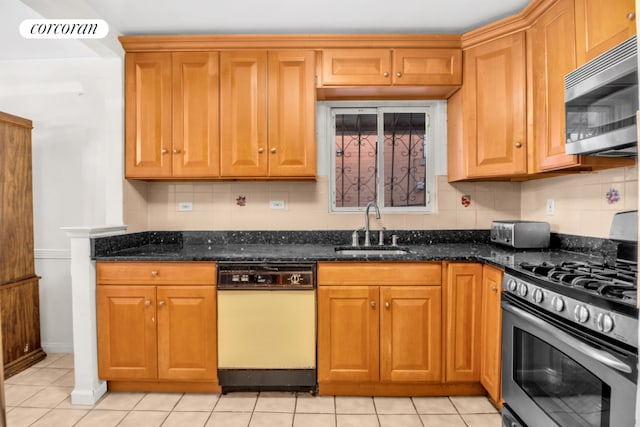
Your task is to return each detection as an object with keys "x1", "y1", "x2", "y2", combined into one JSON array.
[{"x1": 92, "y1": 230, "x2": 618, "y2": 277}]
